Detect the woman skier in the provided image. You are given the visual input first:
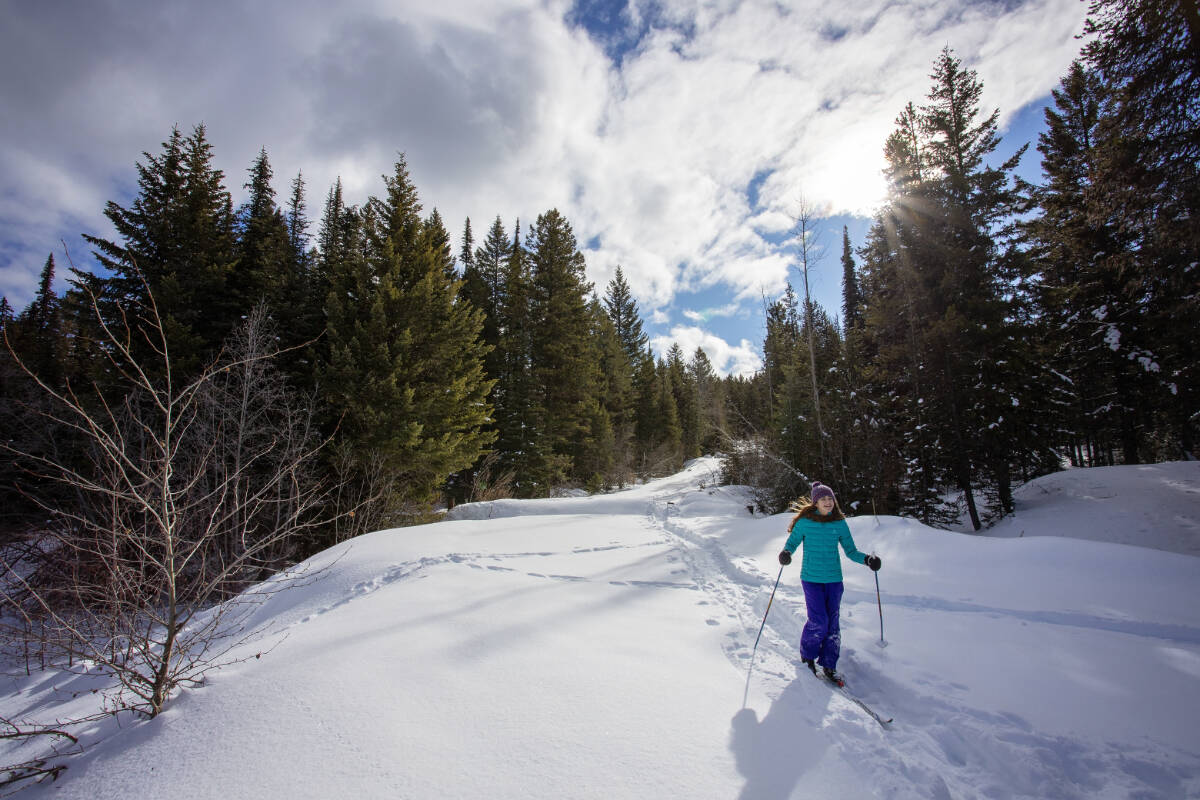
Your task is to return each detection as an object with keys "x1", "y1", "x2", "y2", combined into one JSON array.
[{"x1": 778, "y1": 481, "x2": 881, "y2": 686}]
